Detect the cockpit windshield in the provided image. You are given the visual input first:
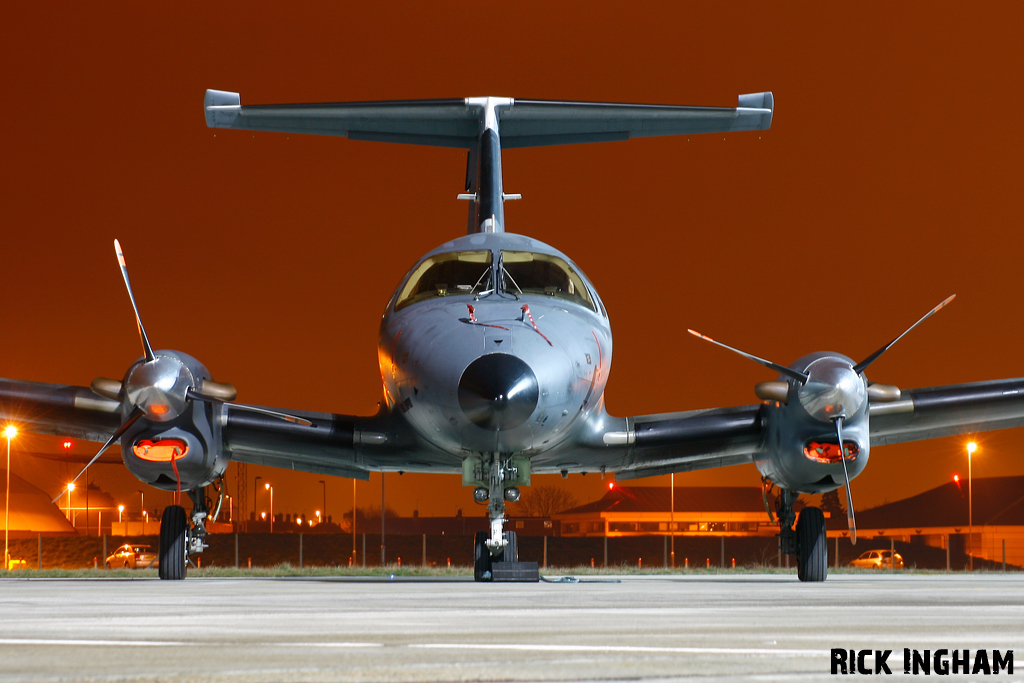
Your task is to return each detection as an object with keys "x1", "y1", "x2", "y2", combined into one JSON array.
[
  {"x1": 394, "y1": 248, "x2": 597, "y2": 313},
  {"x1": 395, "y1": 250, "x2": 492, "y2": 311},
  {"x1": 501, "y1": 251, "x2": 596, "y2": 311}
]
